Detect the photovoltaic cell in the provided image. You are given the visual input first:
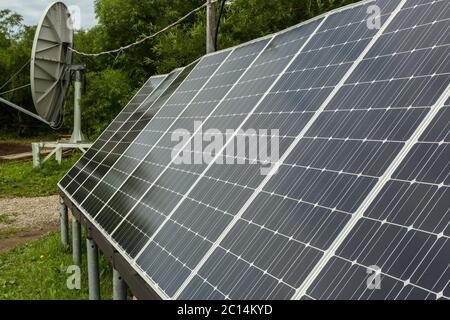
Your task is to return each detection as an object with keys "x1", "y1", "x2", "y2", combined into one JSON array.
[{"x1": 146, "y1": 75, "x2": 167, "y2": 92}]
